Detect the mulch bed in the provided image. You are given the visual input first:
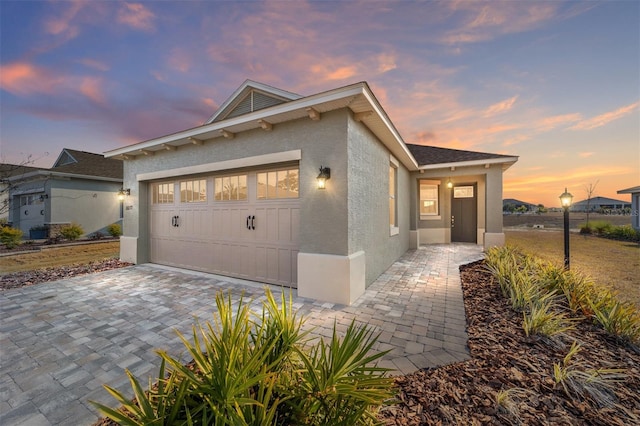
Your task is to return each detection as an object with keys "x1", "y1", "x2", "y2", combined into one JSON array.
[
  {"x1": 379, "y1": 261, "x2": 640, "y2": 425},
  {"x1": 0, "y1": 258, "x2": 132, "y2": 291}
]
